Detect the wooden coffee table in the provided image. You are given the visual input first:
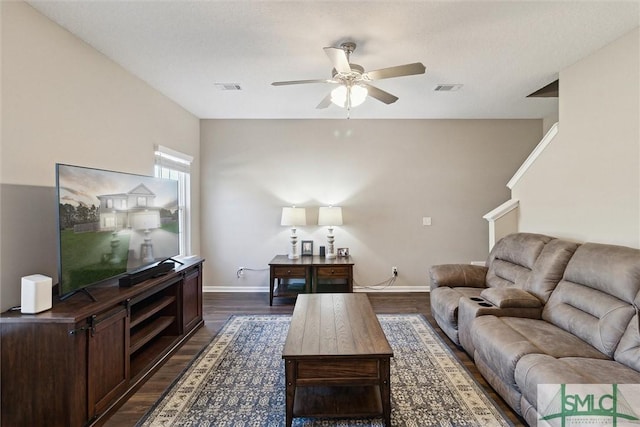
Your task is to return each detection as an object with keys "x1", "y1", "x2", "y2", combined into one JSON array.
[{"x1": 282, "y1": 293, "x2": 393, "y2": 426}]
